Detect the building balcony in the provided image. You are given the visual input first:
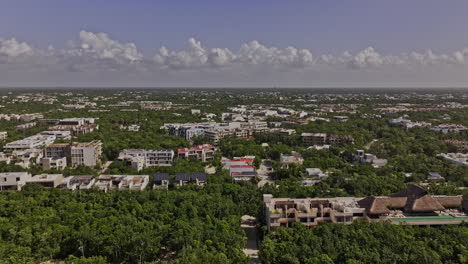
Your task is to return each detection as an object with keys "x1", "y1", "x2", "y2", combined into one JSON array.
[{"x1": 297, "y1": 212, "x2": 317, "y2": 218}]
